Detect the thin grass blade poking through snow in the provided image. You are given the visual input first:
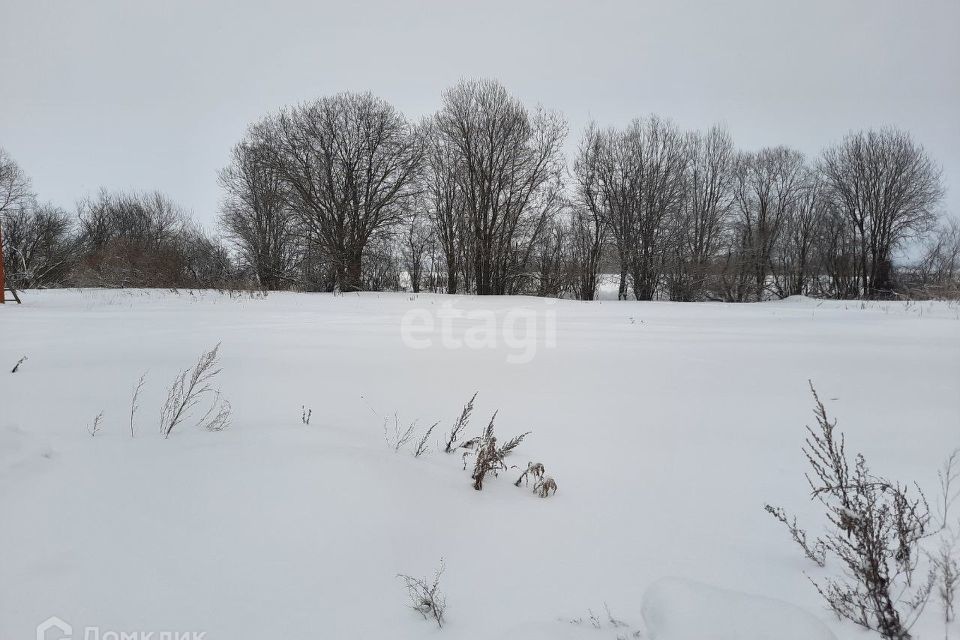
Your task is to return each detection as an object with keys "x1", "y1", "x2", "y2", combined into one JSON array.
[
  {"x1": 413, "y1": 421, "x2": 440, "y2": 457},
  {"x1": 159, "y1": 343, "x2": 230, "y2": 438},
  {"x1": 444, "y1": 392, "x2": 477, "y2": 453}
]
